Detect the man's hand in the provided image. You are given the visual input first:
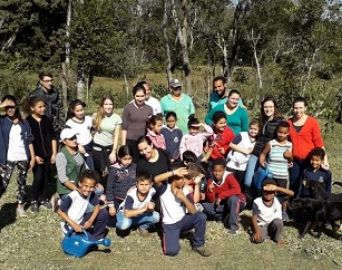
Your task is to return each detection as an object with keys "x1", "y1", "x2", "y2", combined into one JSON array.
[{"x1": 108, "y1": 206, "x2": 116, "y2": 217}]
